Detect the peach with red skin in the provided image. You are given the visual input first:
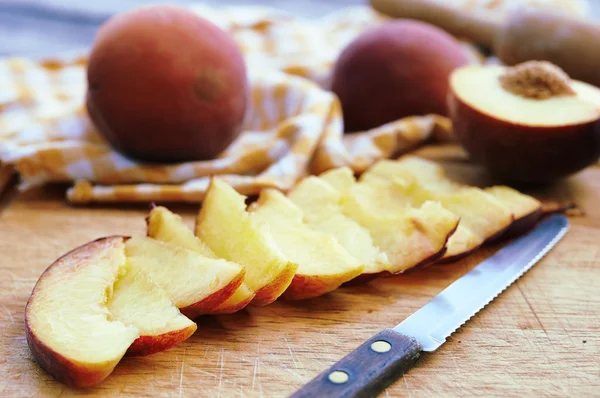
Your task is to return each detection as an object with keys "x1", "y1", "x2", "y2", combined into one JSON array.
[
  {"x1": 499, "y1": 208, "x2": 543, "y2": 239},
  {"x1": 483, "y1": 186, "x2": 543, "y2": 240},
  {"x1": 343, "y1": 236, "x2": 452, "y2": 284},
  {"x1": 283, "y1": 274, "x2": 348, "y2": 301},
  {"x1": 345, "y1": 219, "x2": 456, "y2": 282},
  {"x1": 449, "y1": 62, "x2": 600, "y2": 184},
  {"x1": 331, "y1": 20, "x2": 470, "y2": 132},
  {"x1": 25, "y1": 236, "x2": 202, "y2": 386},
  {"x1": 25, "y1": 325, "x2": 112, "y2": 388},
  {"x1": 126, "y1": 327, "x2": 196, "y2": 357},
  {"x1": 87, "y1": 5, "x2": 248, "y2": 163},
  {"x1": 210, "y1": 292, "x2": 255, "y2": 314},
  {"x1": 144, "y1": 205, "x2": 257, "y2": 314},
  {"x1": 450, "y1": 101, "x2": 600, "y2": 184},
  {"x1": 178, "y1": 270, "x2": 245, "y2": 319},
  {"x1": 24, "y1": 237, "x2": 137, "y2": 388},
  {"x1": 195, "y1": 179, "x2": 298, "y2": 307}
]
